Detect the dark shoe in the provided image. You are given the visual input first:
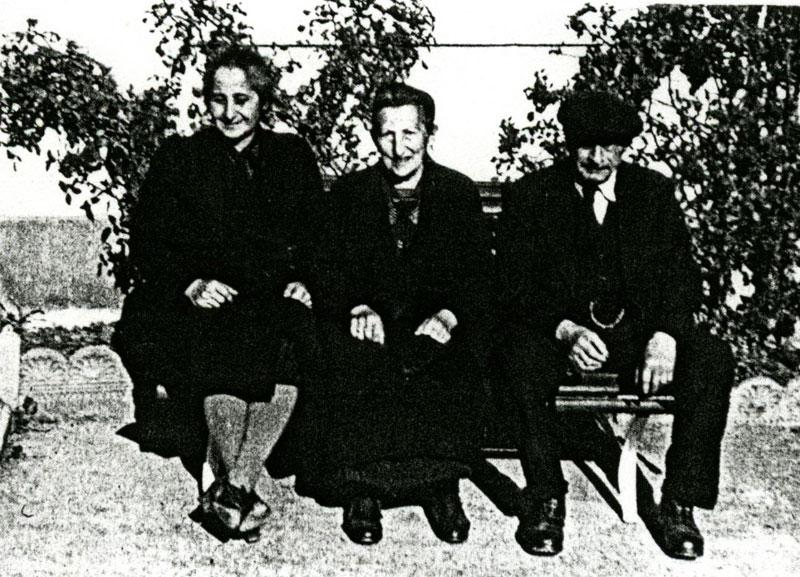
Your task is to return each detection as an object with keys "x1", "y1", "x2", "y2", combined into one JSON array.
[
  {"x1": 423, "y1": 489, "x2": 470, "y2": 544},
  {"x1": 198, "y1": 480, "x2": 222, "y2": 516},
  {"x1": 656, "y1": 499, "x2": 704, "y2": 560},
  {"x1": 242, "y1": 527, "x2": 261, "y2": 544},
  {"x1": 239, "y1": 492, "x2": 271, "y2": 534},
  {"x1": 515, "y1": 496, "x2": 565, "y2": 556},
  {"x1": 342, "y1": 496, "x2": 382, "y2": 545},
  {"x1": 211, "y1": 481, "x2": 250, "y2": 531}
]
